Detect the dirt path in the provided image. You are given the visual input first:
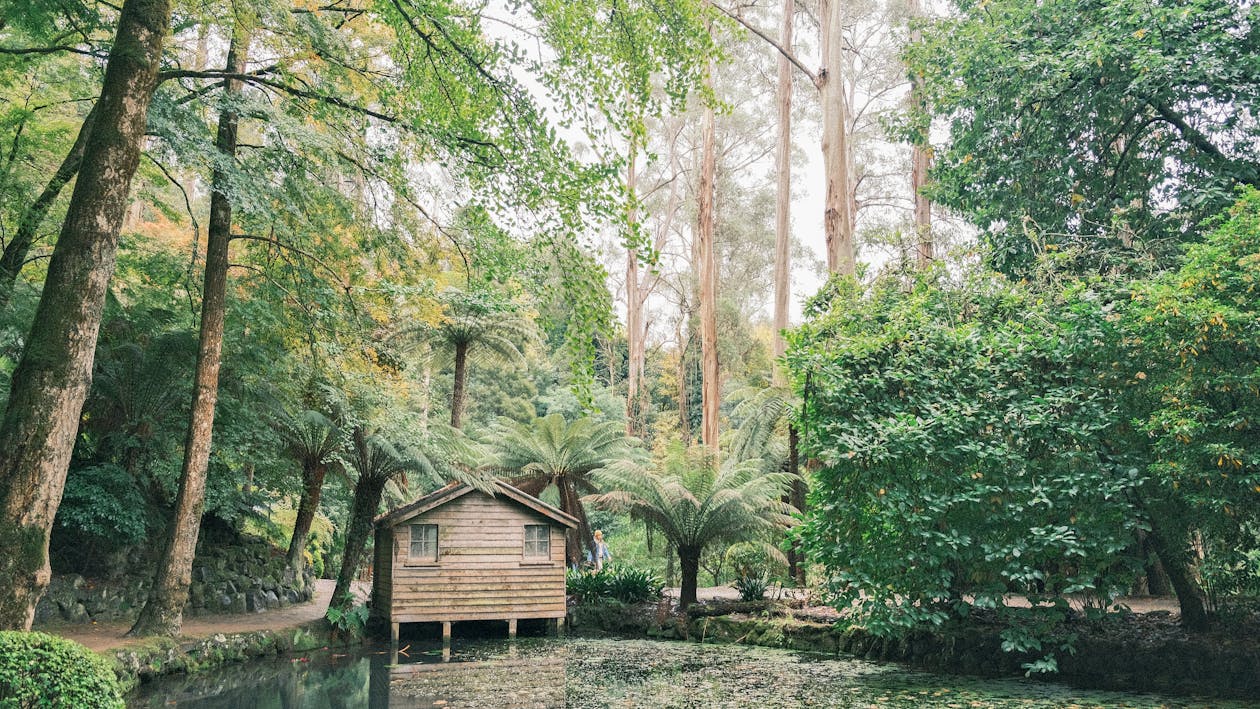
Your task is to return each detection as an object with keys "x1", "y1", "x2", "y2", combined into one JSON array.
[{"x1": 37, "y1": 579, "x2": 366, "y2": 652}]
